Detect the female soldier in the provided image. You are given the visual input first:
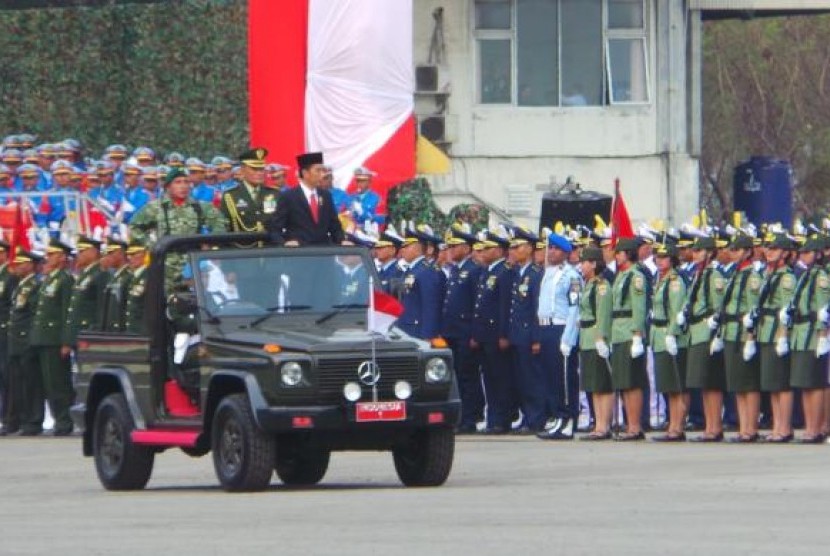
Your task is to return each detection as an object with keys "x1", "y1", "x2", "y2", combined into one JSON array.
[
  {"x1": 610, "y1": 238, "x2": 649, "y2": 441},
  {"x1": 720, "y1": 235, "x2": 763, "y2": 442},
  {"x1": 650, "y1": 243, "x2": 689, "y2": 442},
  {"x1": 755, "y1": 234, "x2": 797, "y2": 442},
  {"x1": 574, "y1": 247, "x2": 613, "y2": 440},
  {"x1": 788, "y1": 236, "x2": 830, "y2": 443},
  {"x1": 680, "y1": 236, "x2": 727, "y2": 442}
]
